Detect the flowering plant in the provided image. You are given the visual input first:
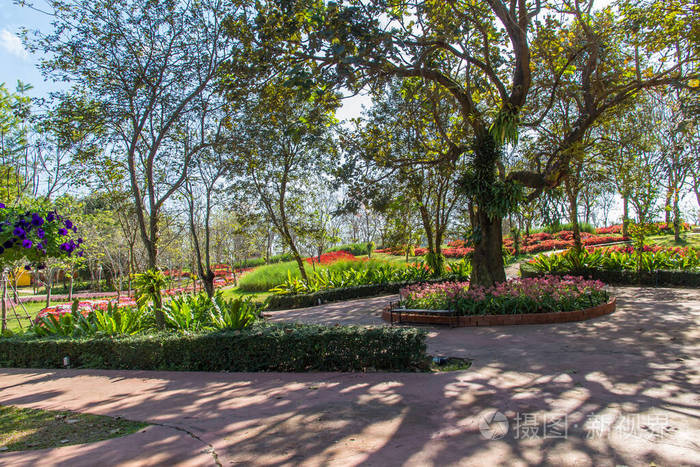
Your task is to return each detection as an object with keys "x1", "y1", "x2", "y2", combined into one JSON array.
[
  {"x1": 399, "y1": 276, "x2": 608, "y2": 315},
  {"x1": 306, "y1": 250, "x2": 358, "y2": 265},
  {"x1": 0, "y1": 204, "x2": 83, "y2": 266}
]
